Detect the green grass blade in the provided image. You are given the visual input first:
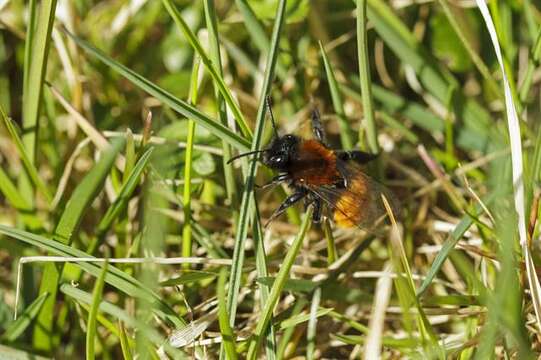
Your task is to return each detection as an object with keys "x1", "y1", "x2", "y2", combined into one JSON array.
[
  {"x1": 319, "y1": 42, "x2": 354, "y2": 149},
  {"x1": 1, "y1": 292, "x2": 48, "y2": 343},
  {"x1": 276, "y1": 298, "x2": 307, "y2": 359},
  {"x1": 64, "y1": 30, "x2": 251, "y2": 152},
  {"x1": 22, "y1": 0, "x2": 37, "y2": 103},
  {"x1": 21, "y1": 0, "x2": 57, "y2": 165},
  {"x1": 246, "y1": 207, "x2": 313, "y2": 359},
  {"x1": 0, "y1": 167, "x2": 43, "y2": 229},
  {"x1": 162, "y1": 0, "x2": 252, "y2": 139},
  {"x1": 86, "y1": 261, "x2": 108, "y2": 360},
  {"x1": 33, "y1": 138, "x2": 124, "y2": 351},
  {"x1": 306, "y1": 288, "x2": 322, "y2": 360},
  {"x1": 356, "y1": 0, "x2": 378, "y2": 153},
  {"x1": 60, "y1": 284, "x2": 184, "y2": 358},
  {"x1": 365, "y1": 0, "x2": 493, "y2": 151},
  {"x1": 253, "y1": 212, "x2": 276, "y2": 359},
  {"x1": 377, "y1": 111, "x2": 418, "y2": 143},
  {"x1": 1, "y1": 225, "x2": 185, "y2": 327},
  {"x1": 234, "y1": 0, "x2": 287, "y2": 80},
  {"x1": 387, "y1": 224, "x2": 440, "y2": 354},
  {"x1": 218, "y1": 268, "x2": 238, "y2": 360},
  {"x1": 181, "y1": 56, "x2": 201, "y2": 263},
  {"x1": 97, "y1": 147, "x2": 154, "y2": 237},
  {"x1": 0, "y1": 36, "x2": 11, "y2": 114},
  {"x1": 0, "y1": 160, "x2": 29, "y2": 212},
  {"x1": 225, "y1": 0, "x2": 287, "y2": 332},
  {"x1": 0, "y1": 105, "x2": 52, "y2": 203},
  {"x1": 204, "y1": 0, "x2": 240, "y2": 225},
  {"x1": 0, "y1": 344, "x2": 49, "y2": 360},
  {"x1": 256, "y1": 277, "x2": 318, "y2": 293},
  {"x1": 417, "y1": 200, "x2": 491, "y2": 297},
  {"x1": 280, "y1": 305, "x2": 331, "y2": 331},
  {"x1": 0, "y1": 174, "x2": 29, "y2": 218},
  {"x1": 118, "y1": 321, "x2": 133, "y2": 360},
  {"x1": 123, "y1": 130, "x2": 135, "y2": 184},
  {"x1": 55, "y1": 138, "x2": 124, "y2": 241},
  {"x1": 222, "y1": 37, "x2": 261, "y2": 77},
  {"x1": 437, "y1": 0, "x2": 501, "y2": 99},
  {"x1": 518, "y1": 25, "x2": 541, "y2": 103}
]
